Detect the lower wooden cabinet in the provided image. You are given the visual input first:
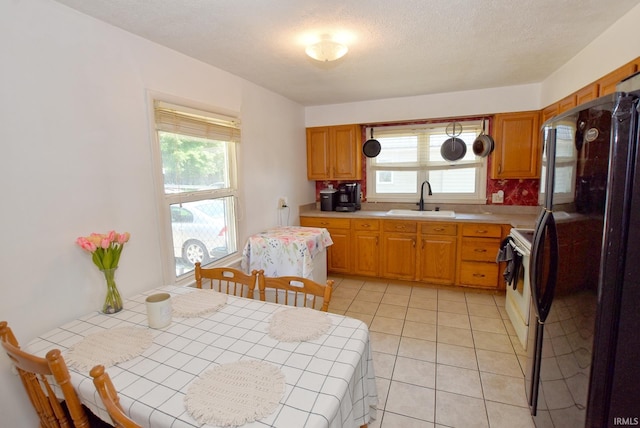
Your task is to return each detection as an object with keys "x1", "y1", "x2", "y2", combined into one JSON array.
[
  {"x1": 353, "y1": 219, "x2": 380, "y2": 277},
  {"x1": 418, "y1": 223, "x2": 457, "y2": 285},
  {"x1": 300, "y1": 217, "x2": 351, "y2": 274},
  {"x1": 457, "y1": 223, "x2": 503, "y2": 289},
  {"x1": 300, "y1": 215, "x2": 506, "y2": 290},
  {"x1": 381, "y1": 220, "x2": 417, "y2": 281}
]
